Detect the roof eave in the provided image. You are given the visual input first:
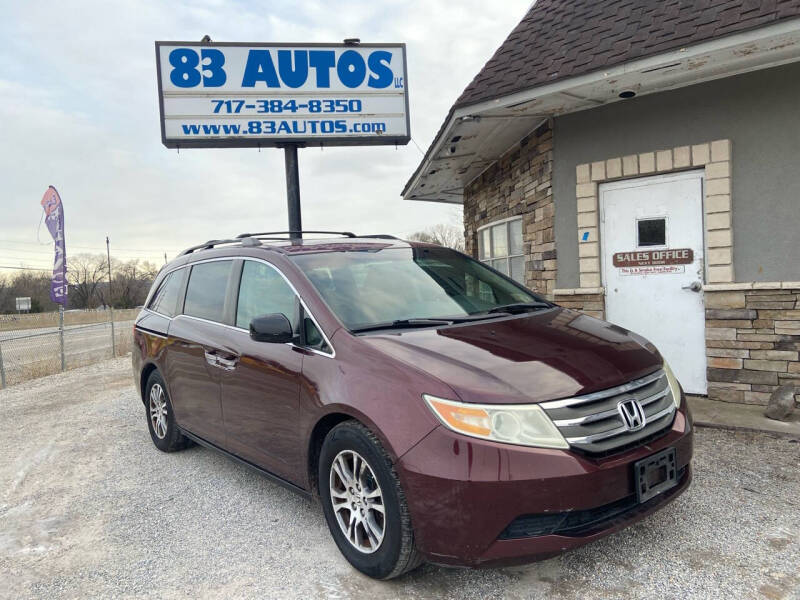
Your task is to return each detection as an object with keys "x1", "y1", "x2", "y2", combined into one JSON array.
[{"x1": 403, "y1": 17, "x2": 800, "y2": 204}]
